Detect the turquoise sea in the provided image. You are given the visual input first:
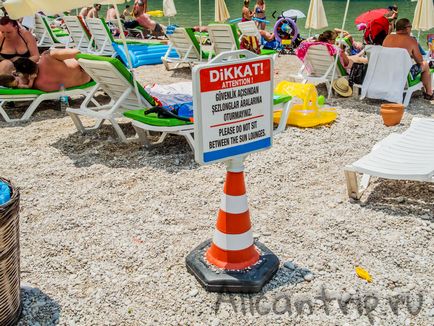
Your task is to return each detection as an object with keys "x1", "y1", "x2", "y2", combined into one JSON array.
[{"x1": 103, "y1": 0, "x2": 432, "y2": 45}]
